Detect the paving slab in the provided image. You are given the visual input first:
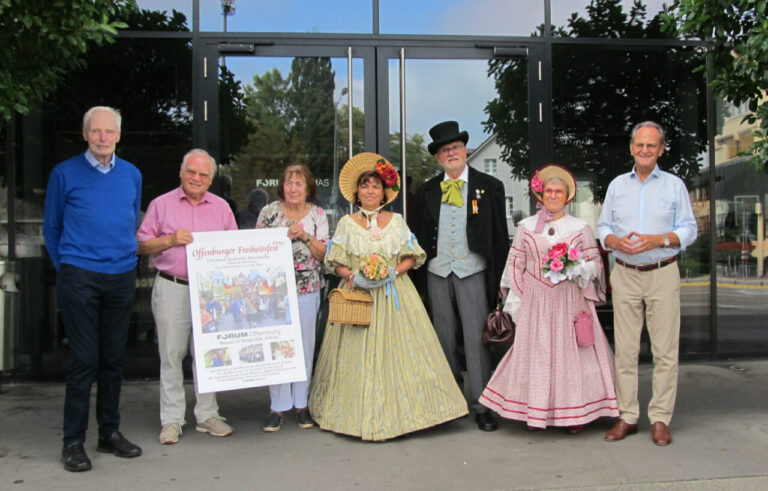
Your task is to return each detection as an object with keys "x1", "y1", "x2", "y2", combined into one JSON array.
[{"x1": 1, "y1": 361, "x2": 767, "y2": 490}]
